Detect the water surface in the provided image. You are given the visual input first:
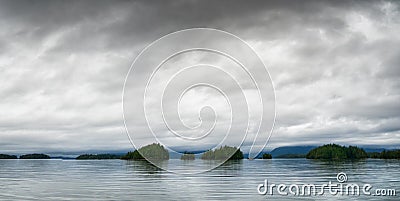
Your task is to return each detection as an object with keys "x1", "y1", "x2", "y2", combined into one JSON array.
[{"x1": 0, "y1": 159, "x2": 398, "y2": 200}]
